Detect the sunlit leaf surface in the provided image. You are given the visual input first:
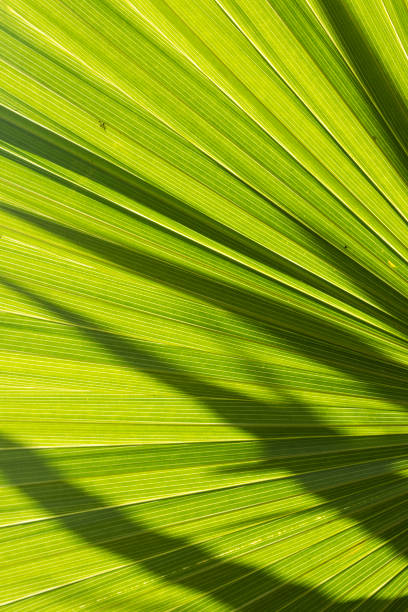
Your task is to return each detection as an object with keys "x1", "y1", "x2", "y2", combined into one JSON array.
[{"x1": 0, "y1": 0, "x2": 407, "y2": 609}]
